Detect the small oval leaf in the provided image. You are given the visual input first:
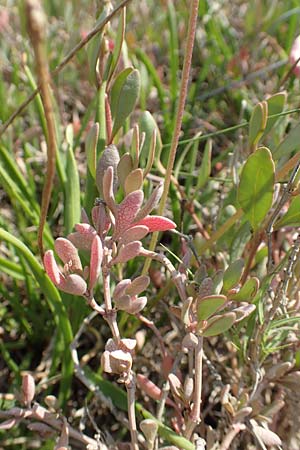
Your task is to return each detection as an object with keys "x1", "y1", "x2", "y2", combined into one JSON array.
[
  {"x1": 228, "y1": 277, "x2": 259, "y2": 302},
  {"x1": 238, "y1": 147, "x2": 275, "y2": 230},
  {"x1": 197, "y1": 294, "x2": 227, "y2": 321},
  {"x1": 222, "y1": 259, "x2": 244, "y2": 292},
  {"x1": 201, "y1": 312, "x2": 236, "y2": 337}
]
